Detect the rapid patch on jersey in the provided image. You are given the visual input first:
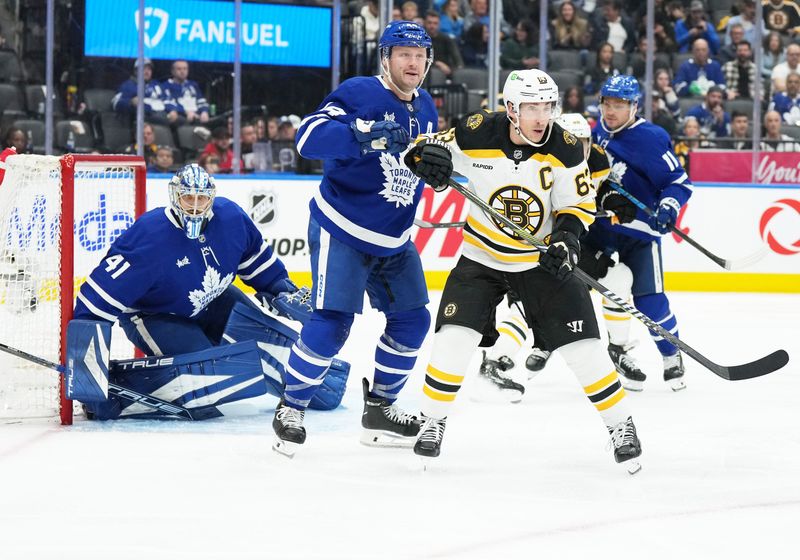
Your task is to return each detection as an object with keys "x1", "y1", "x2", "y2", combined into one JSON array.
[
  {"x1": 379, "y1": 149, "x2": 419, "y2": 207},
  {"x1": 188, "y1": 266, "x2": 234, "y2": 317}
]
